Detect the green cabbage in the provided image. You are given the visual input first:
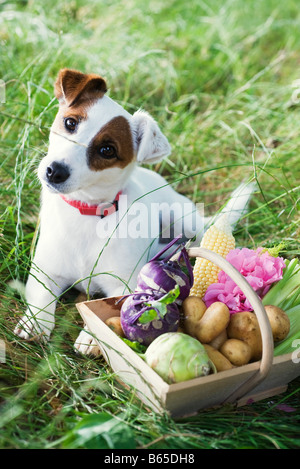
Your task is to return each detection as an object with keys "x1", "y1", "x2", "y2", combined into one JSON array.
[{"x1": 144, "y1": 332, "x2": 214, "y2": 383}]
